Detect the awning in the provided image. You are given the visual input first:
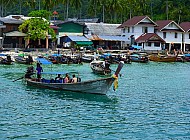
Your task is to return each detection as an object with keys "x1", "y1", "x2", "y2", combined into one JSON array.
[
  {"x1": 132, "y1": 45, "x2": 142, "y2": 49},
  {"x1": 75, "y1": 41, "x2": 93, "y2": 45},
  {"x1": 36, "y1": 58, "x2": 53, "y2": 65},
  {"x1": 68, "y1": 35, "x2": 91, "y2": 41},
  {"x1": 59, "y1": 32, "x2": 83, "y2": 37},
  {"x1": 85, "y1": 35, "x2": 103, "y2": 41},
  {"x1": 67, "y1": 35, "x2": 93, "y2": 46},
  {"x1": 5, "y1": 31, "x2": 27, "y2": 37}
]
